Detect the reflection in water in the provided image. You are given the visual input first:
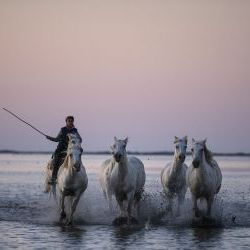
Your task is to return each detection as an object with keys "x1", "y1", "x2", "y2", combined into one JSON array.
[
  {"x1": 59, "y1": 225, "x2": 86, "y2": 246},
  {"x1": 192, "y1": 227, "x2": 224, "y2": 247},
  {"x1": 112, "y1": 225, "x2": 146, "y2": 249},
  {"x1": 0, "y1": 154, "x2": 250, "y2": 249},
  {"x1": 113, "y1": 225, "x2": 145, "y2": 239}
]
